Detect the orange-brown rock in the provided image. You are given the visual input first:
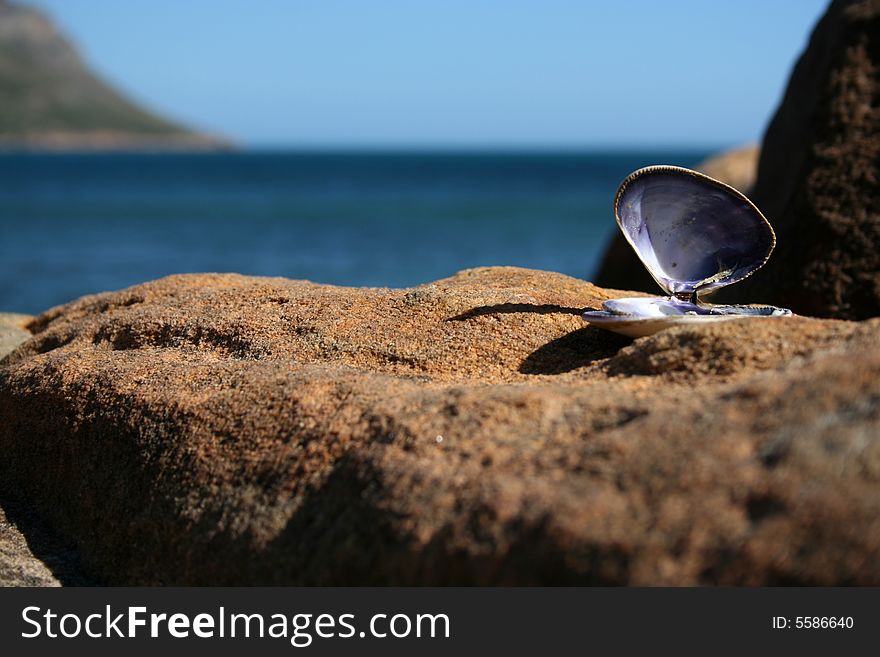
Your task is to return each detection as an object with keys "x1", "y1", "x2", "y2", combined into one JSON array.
[{"x1": 1, "y1": 268, "x2": 879, "y2": 584}]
